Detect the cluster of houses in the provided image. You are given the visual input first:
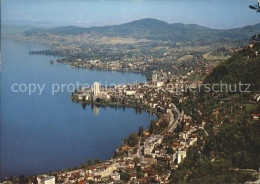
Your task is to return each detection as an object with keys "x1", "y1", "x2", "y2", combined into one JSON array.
[
  {"x1": 70, "y1": 59, "x2": 149, "y2": 73},
  {"x1": 143, "y1": 135, "x2": 164, "y2": 155},
  {"x1": 54, "y1": 45, "x2": 215, "y2": 80},
  {"x1": 37, "y1": 175, "x2": 56, "y2": 184},
  {"x1": 55, "y1": 156, "x2": 166, "y2": 183},
  {"x1": 171, "y1": 118, "x2": 204, "y2": 164},
  {"x1": 45, "y1": 109, "x2": 202, "y2": 184},
  {"x1": 68, "y1": 79, "x2": 205, "y2": 183},
  {"x1": 72, "y1": 71, "x2": 203, "y2": 115},
  {"x1": 45, "y1": 69, "x2": 212, "y2": 183},
  {"x1": 57, "y1": 160, "x2": 121, "y2": 183}
]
